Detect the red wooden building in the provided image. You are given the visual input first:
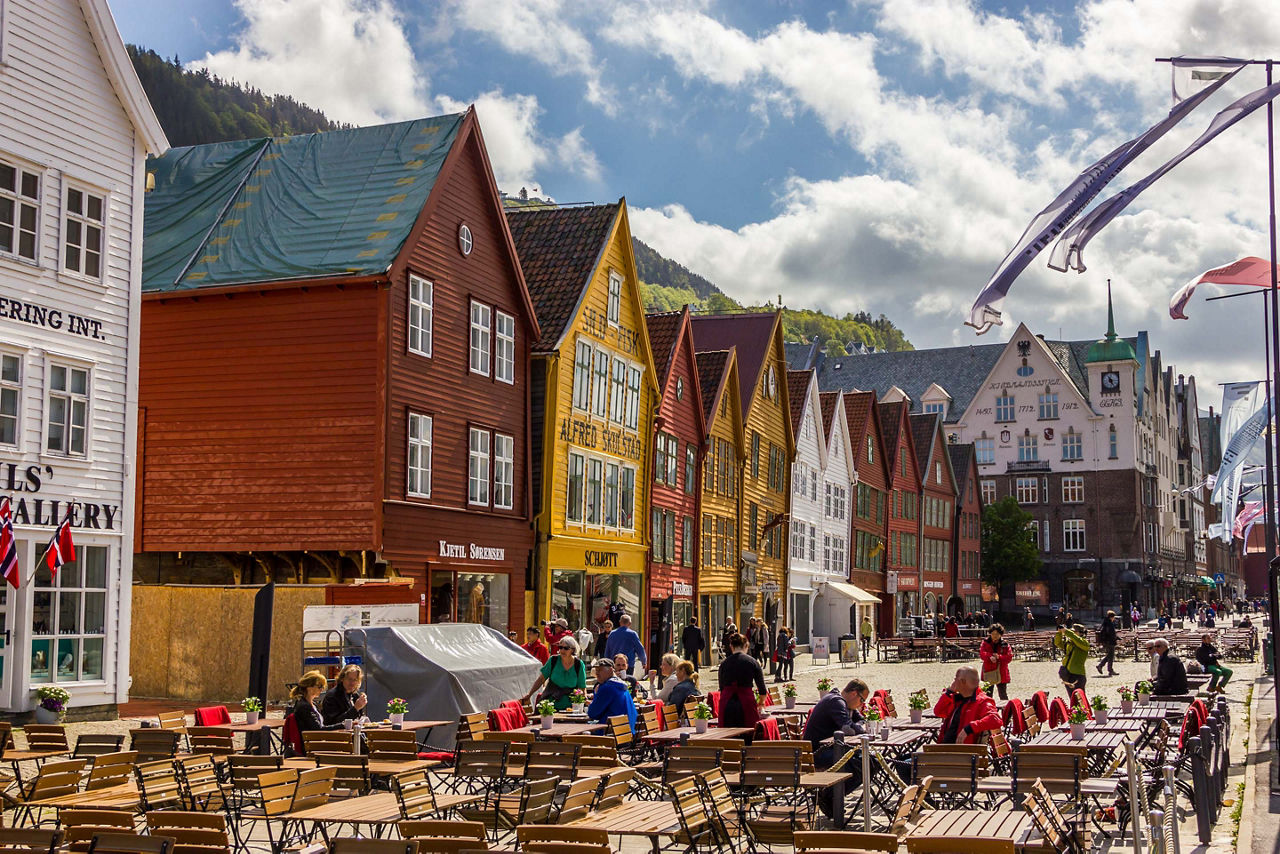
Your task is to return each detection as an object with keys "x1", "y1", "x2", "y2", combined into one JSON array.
[
  {"x1": 878, "y1": 400, "x2": 922, "y2": 630},
  {"x1": 948, "y1": 443, "x2": 984, "y2": 615},
  {"x1": 136, "y1": 109, "x2": 539, "y2": 634},
  {"x1": 909, "y1": 413, "x2": 958, "y2": 617},
  {"x1": 644, "y1": 308, "x2": 705, "y2": 660},
  {"x1": 843, "y1": 391, "x2": 892, "y2": 632}
]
